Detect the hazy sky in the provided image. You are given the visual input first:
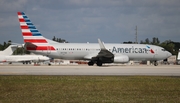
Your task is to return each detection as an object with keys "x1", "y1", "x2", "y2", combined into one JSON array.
[{"x1": 0, "y1": 0, "x2": 180, "y2": 44}]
